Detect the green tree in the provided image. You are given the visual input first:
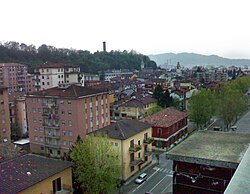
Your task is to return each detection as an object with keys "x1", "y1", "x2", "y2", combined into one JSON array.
[
  {"x1": 188, "y1": 89, "x2": 216, "y2": 130},
  {"x1": 11, "y1": 124, "x2": 22, "y2": 141},
  {"x1": 153, "y1": 85, "x2": 173, "y2": 108},
  {"x1": 216, "y1": 84, "x2": 247, "y2": 130},
  {"x1": 70, "y1": 133, "x2": 121, "y2": 194}
]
